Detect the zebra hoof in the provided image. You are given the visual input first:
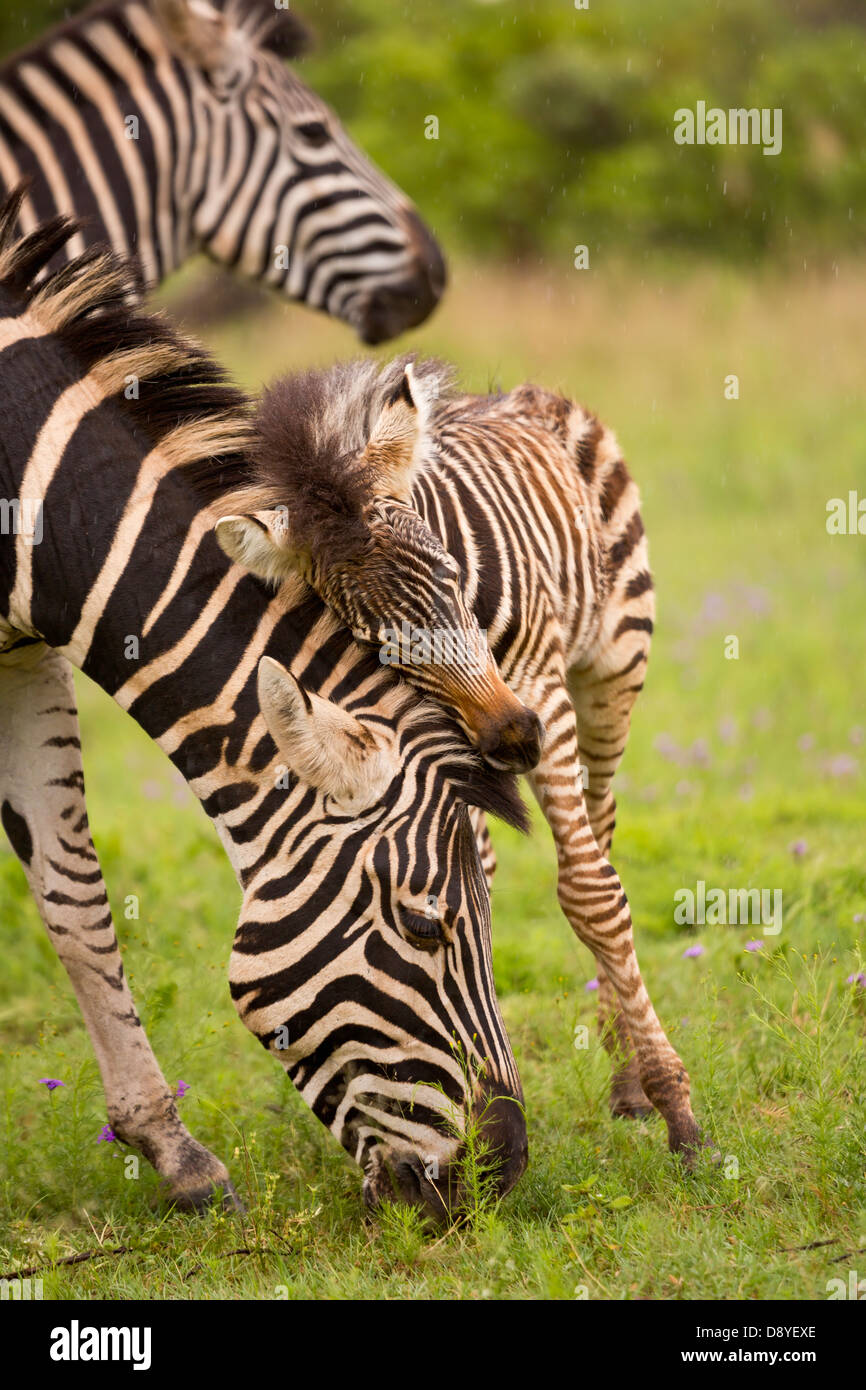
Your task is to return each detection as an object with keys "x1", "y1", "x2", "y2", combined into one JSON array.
[
  {"x1": 612, "y1": 1102, "x2": 656, "y2": 1121},
  {"x1": 609, "y1": 1083, "x2": 655, "y2": 1121},
  {"x1": 163, "y1": 1178, "x2": 245, "y2": 1214},
  {"x1": 668, "y1": 1120, "x2": 718, "y2": 1170}
]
